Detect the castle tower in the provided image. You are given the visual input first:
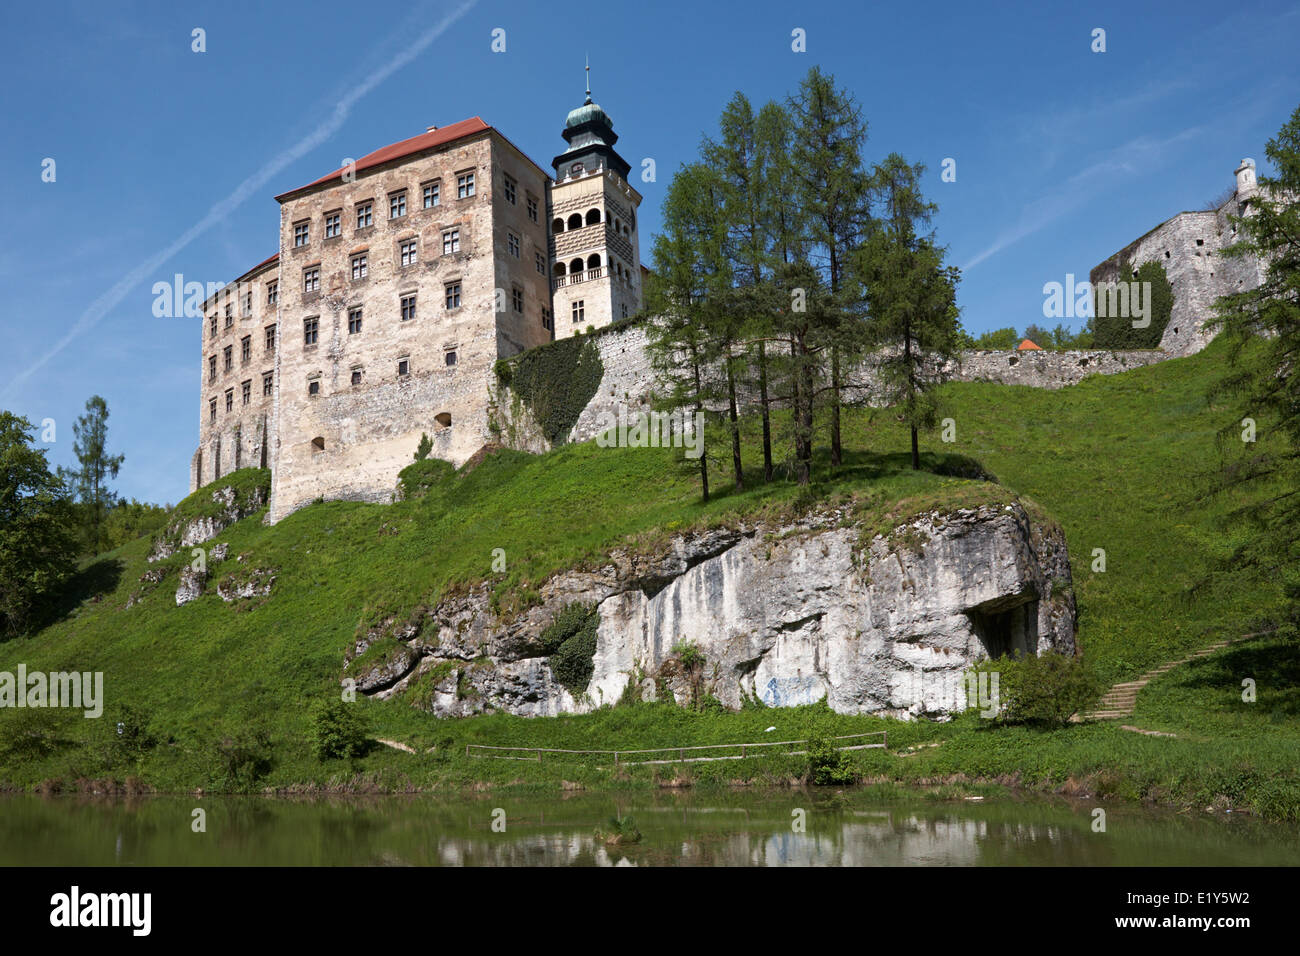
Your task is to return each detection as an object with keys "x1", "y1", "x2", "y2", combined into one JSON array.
[
  {"x1": 1235, "y1": 158, "x2": 1258, "y2": 200},
  {"x1": 547, "y1": 65, "x2": 643, "y2": 338}
]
